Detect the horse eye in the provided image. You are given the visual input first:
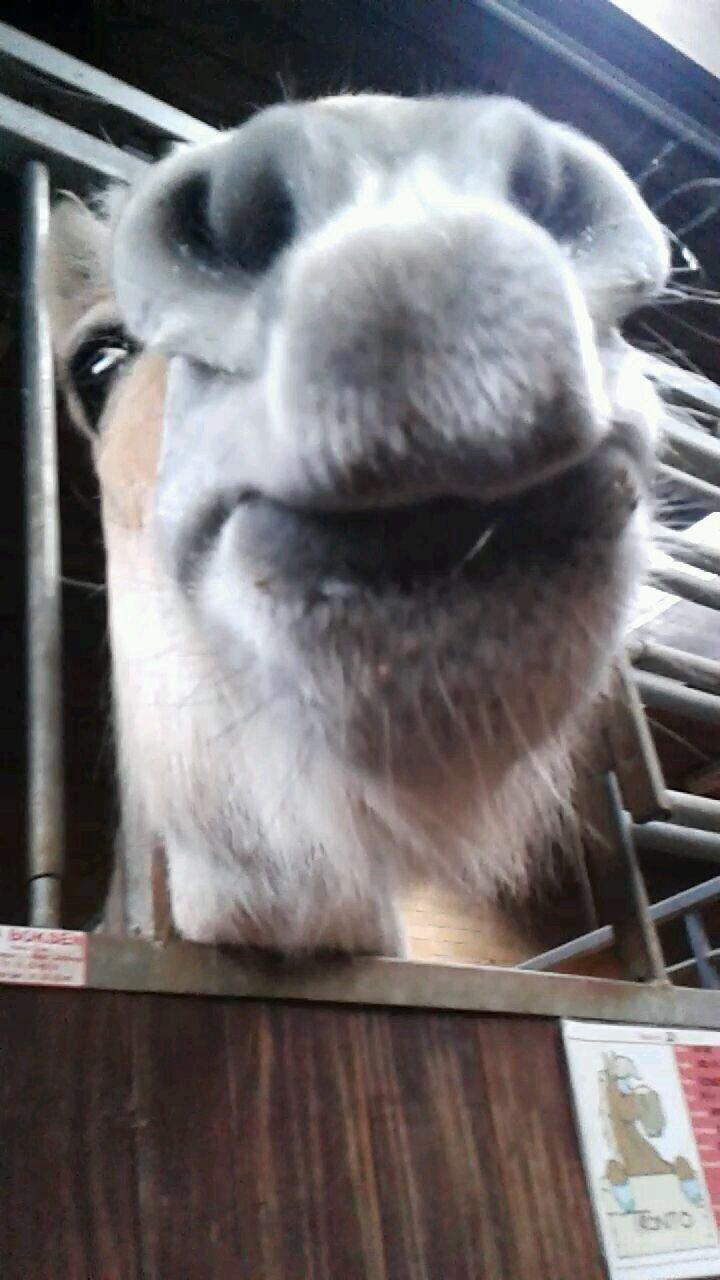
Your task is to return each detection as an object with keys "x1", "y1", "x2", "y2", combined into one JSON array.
[{"x1": 68, "y1": 326, "x2": 139, "y2": 431}]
